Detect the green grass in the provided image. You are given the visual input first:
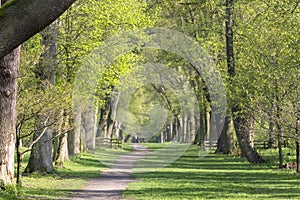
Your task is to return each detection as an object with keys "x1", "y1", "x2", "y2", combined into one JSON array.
[
  {"x1": 1, "y1": 144, "x2": 133, "y2": 200},
  {"x1": 2, "y1": 143, "x2": 300, "y2": 199},
  {"x1": 124, "y1": 145, "x2": 300, "y2": 200}
]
